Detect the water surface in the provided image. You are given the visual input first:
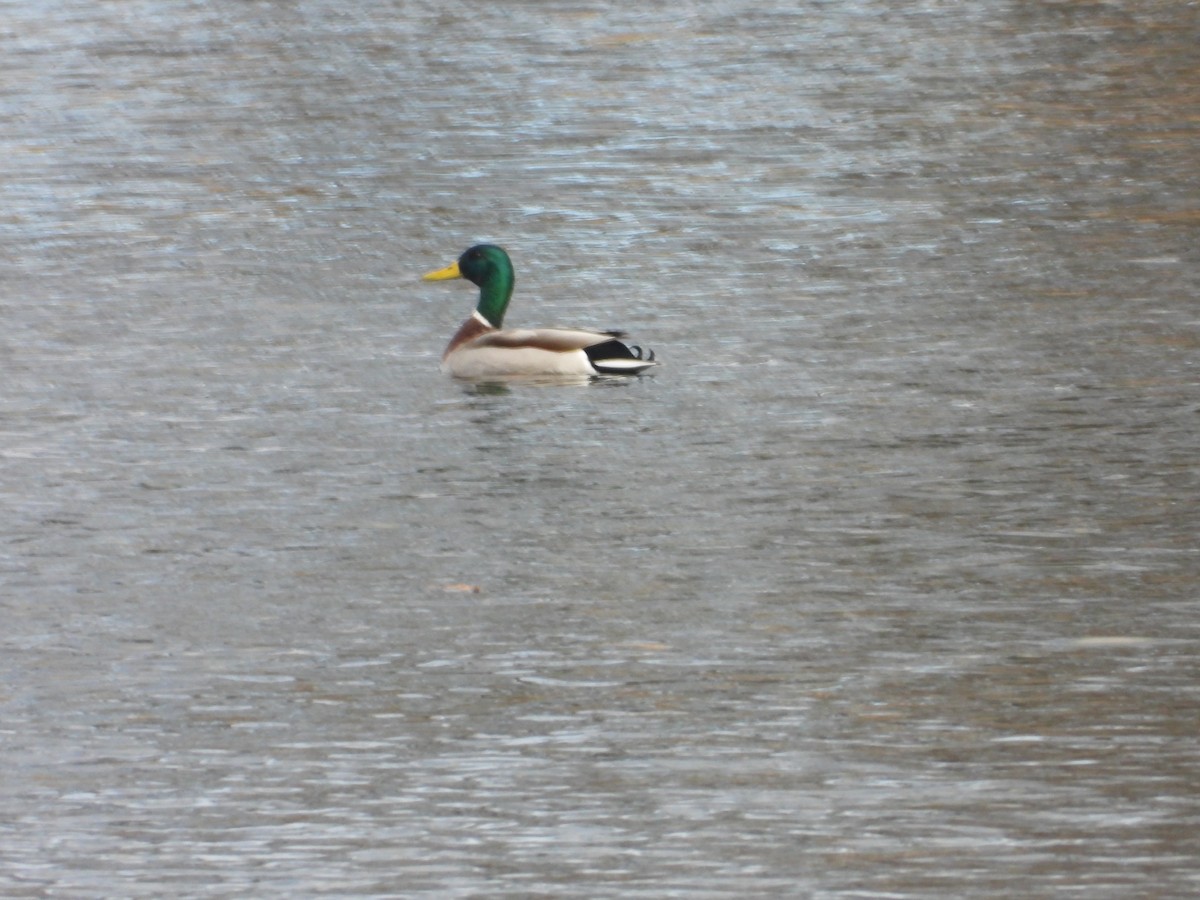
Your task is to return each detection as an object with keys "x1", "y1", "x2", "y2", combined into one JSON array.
[{"x1": 2, "y1": 1, "x2": 1198, "y2": 897}]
